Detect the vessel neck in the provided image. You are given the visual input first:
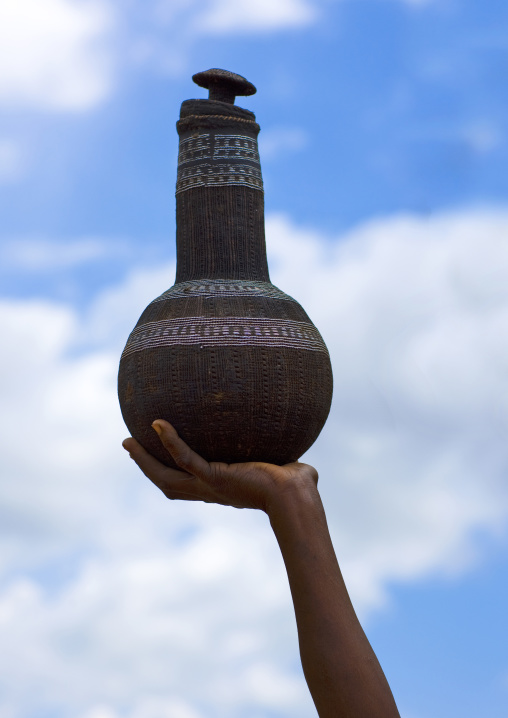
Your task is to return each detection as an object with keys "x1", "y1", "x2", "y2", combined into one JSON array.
[{"x1": 174, "y1": 100, "x2": 269, "y2": 283}]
